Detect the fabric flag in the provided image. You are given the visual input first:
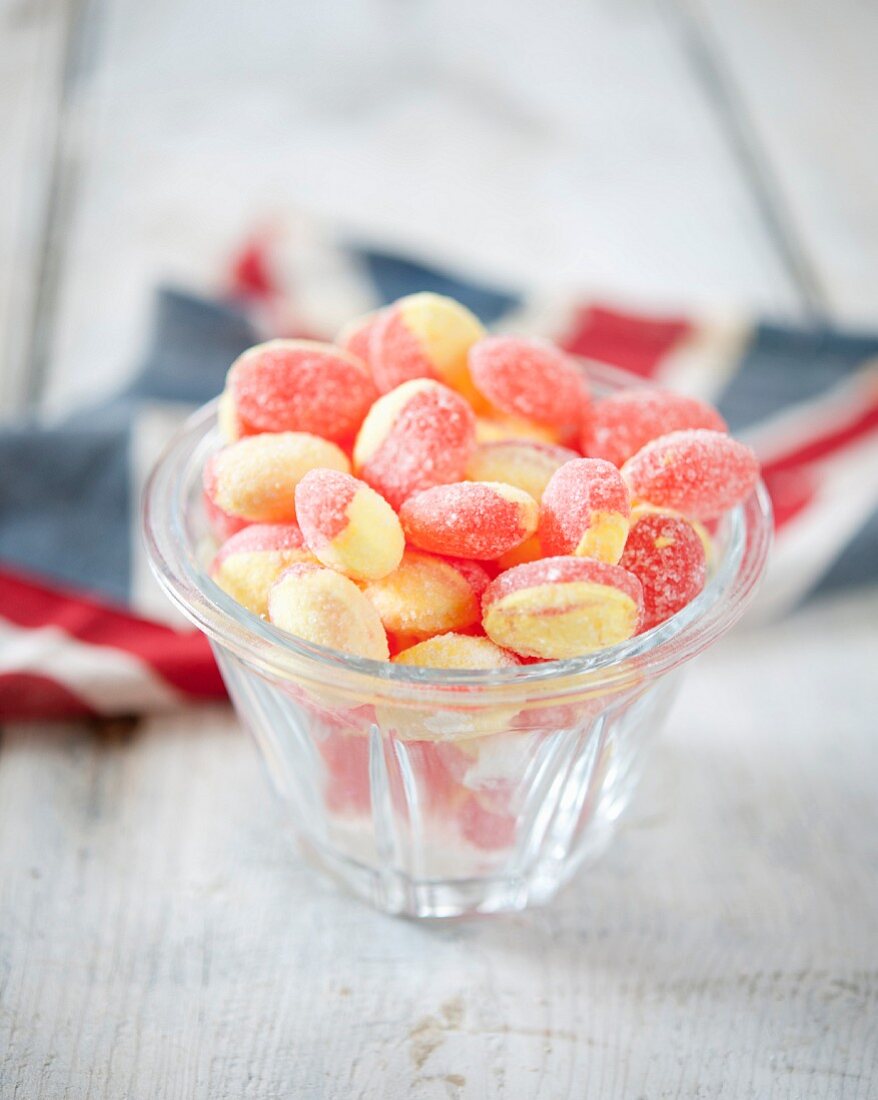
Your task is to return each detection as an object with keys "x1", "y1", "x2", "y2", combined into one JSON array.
[{"x1": 1, "y1": 232, "x2": 876, "y2": 720}]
